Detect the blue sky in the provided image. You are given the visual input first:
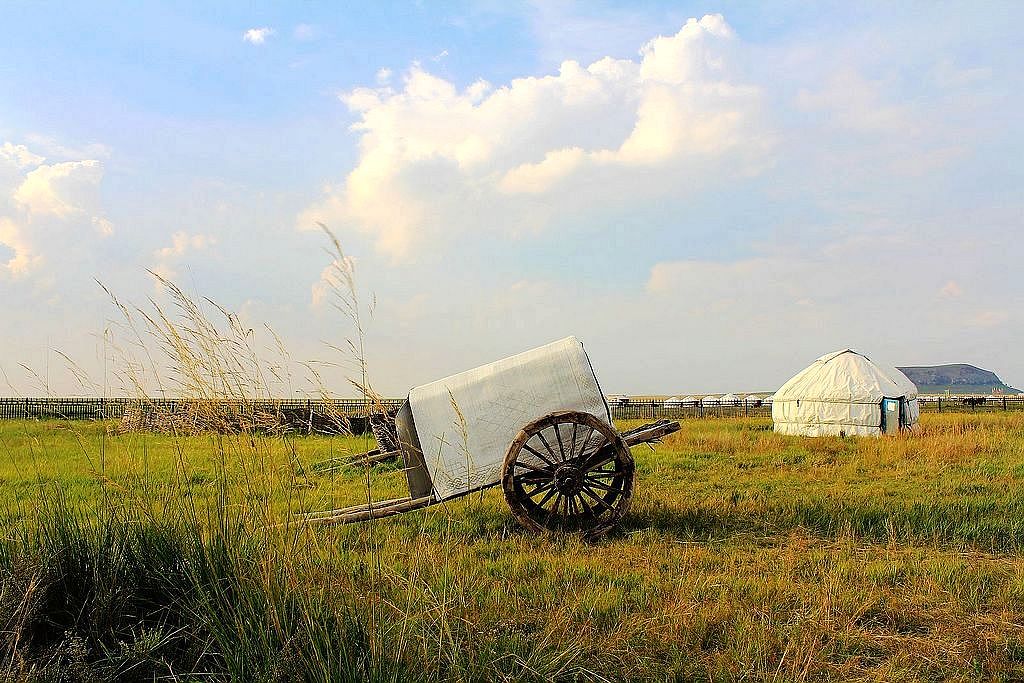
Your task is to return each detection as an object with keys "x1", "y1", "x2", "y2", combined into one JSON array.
[{"x1": 1, "y1": 1, "x2": 1022, "y2": 396}]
